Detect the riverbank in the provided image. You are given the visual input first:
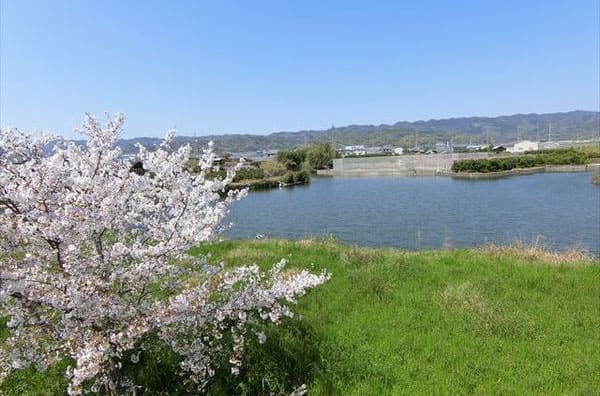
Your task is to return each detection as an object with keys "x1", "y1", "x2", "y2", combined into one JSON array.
[
  {"x1": 443, "y1": 163, "x2": 600, "y2": 179},
  {"x1": 227, "y1": 174, "x2": 309, "y2": 191},
  {"x1": 451, "y1": 147, "x2": 600, "y2": 174},
  {"x1": 323, "y1": 163, "x2": 600, "y2": 178},
  {"x1": 3, "y1": 240, "x2": 598, "y2": 395},
  {"x1": 331, "y1": 147, "x2": 600, "y2": 177}
]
